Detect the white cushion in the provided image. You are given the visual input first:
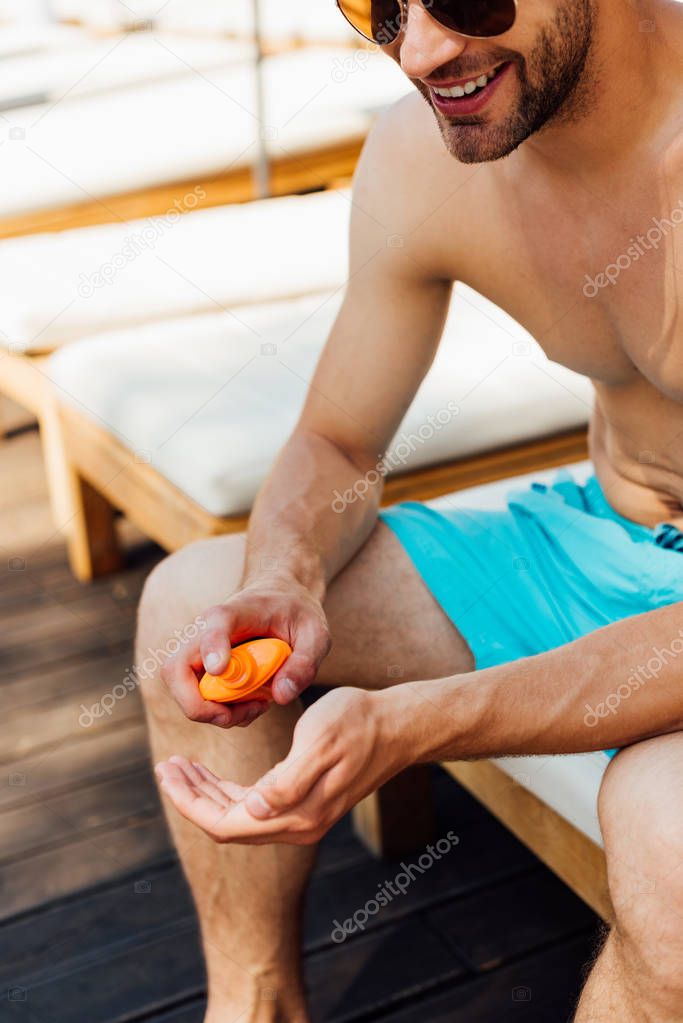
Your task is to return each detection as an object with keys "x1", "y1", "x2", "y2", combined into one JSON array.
[
  {"x1": 47, "y1": 284, "x2": 593, "y2": 517},
  {"x1": 0, "y1": 33, "x2": 254, "y2": 109},
  {"x1": 0, "y1": 47, "x2": 410, "y2": 218},
  {"x1": 429, "y1": 463, "x2": 610, "y2": 847},
  {"x1": 0, "y1": 187, "x2": 351, "y2": 352}
]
